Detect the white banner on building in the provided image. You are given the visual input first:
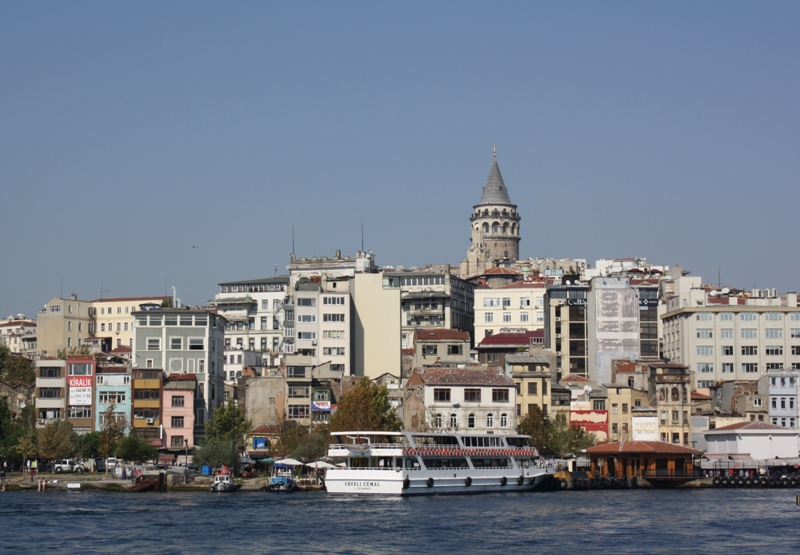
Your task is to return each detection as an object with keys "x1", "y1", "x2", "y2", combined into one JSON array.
[
  {"x1": 68, "y1": 376, "x2": 93, "y2": 406},
  {"x1": 631, "y1": 416, "x2": 659, "y2": 441}
]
